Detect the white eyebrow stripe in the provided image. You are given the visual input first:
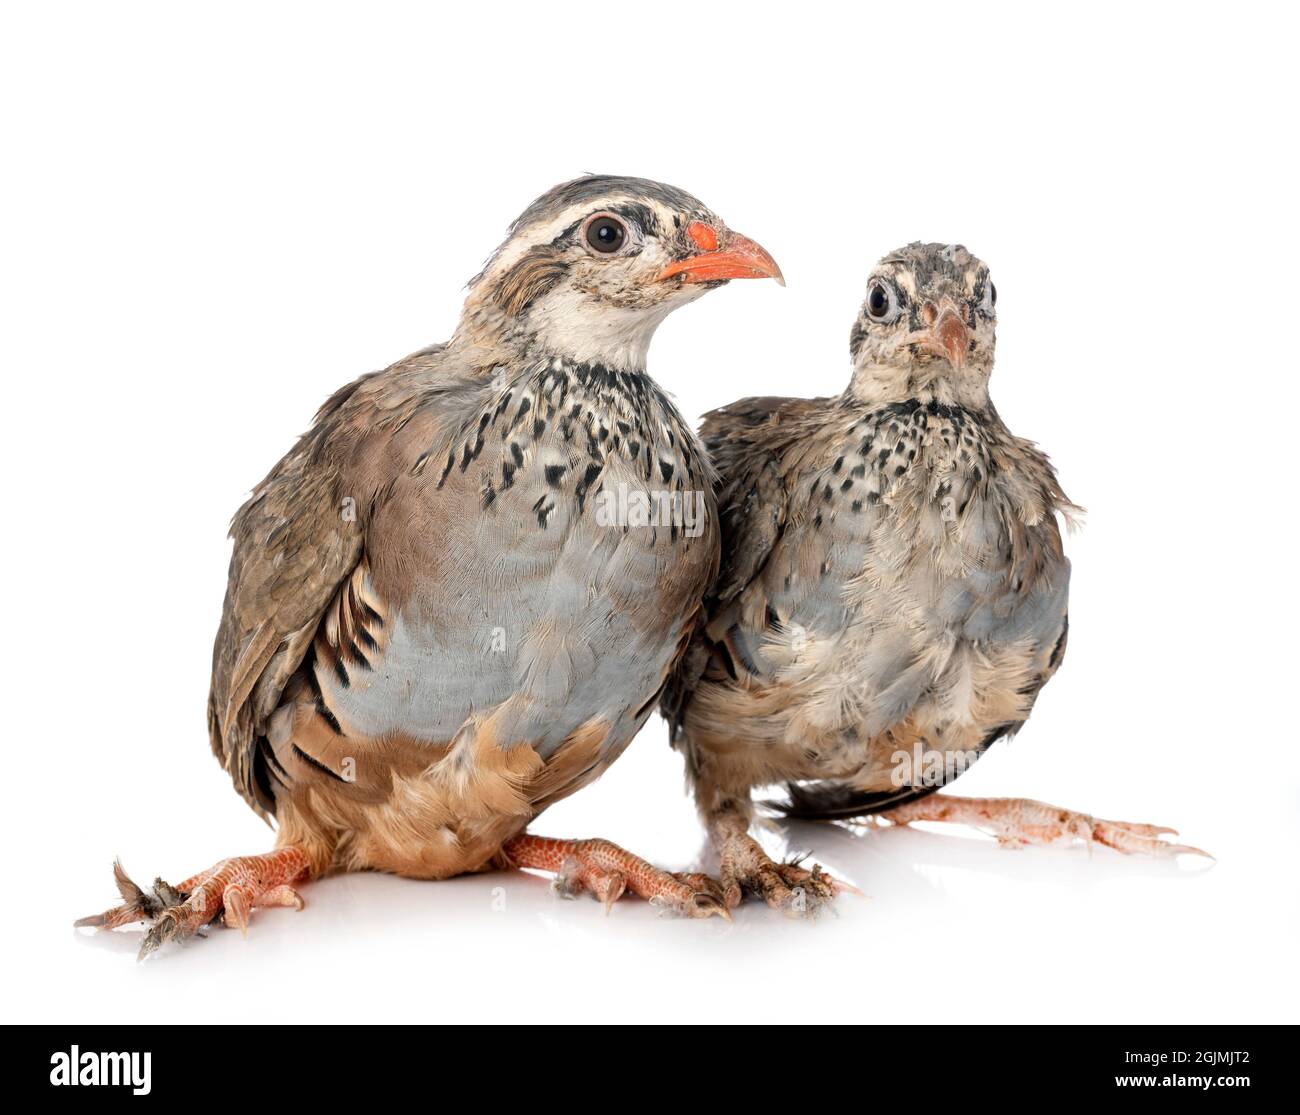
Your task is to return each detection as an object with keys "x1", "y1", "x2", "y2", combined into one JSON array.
[
  {"x1": 892, "y1": 269, "x2": 918, "y2": 298},
  {"x1": 482, "y1": 195, "x2": 668, "y2": 282}
]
